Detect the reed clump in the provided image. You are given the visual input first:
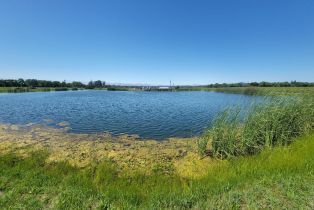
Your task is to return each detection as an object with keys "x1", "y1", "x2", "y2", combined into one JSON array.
[{"x1": 201, "y1": 96, "x2": 314, "y2": 158}]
